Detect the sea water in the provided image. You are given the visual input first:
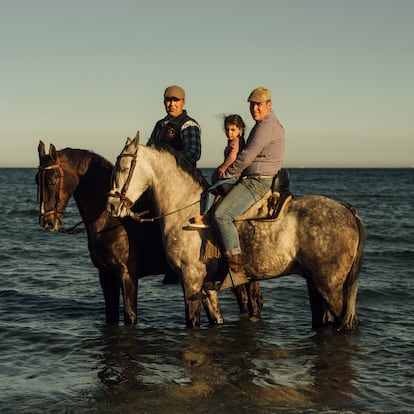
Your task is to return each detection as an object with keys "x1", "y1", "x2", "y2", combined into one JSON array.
[{"x1": 0, "y1": 167, "x2": 413, "y2": 413}]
